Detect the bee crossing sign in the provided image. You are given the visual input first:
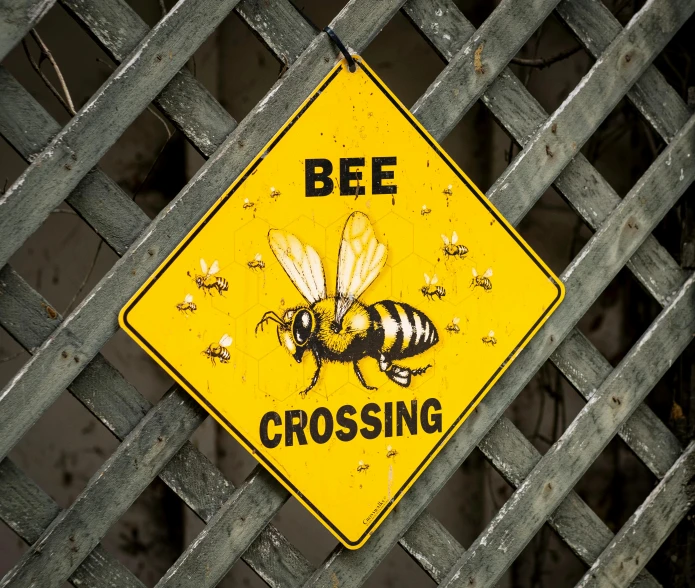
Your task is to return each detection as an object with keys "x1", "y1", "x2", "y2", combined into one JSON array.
[{"x1": 120, "y1": 56, "x2": 564, "y2": 549}]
